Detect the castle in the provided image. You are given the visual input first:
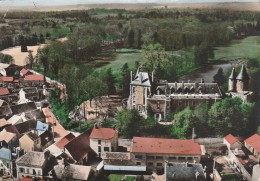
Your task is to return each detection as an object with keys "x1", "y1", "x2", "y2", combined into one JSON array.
[{"x1": 128, "y1": 65, "x2": 251, "y2": 122}]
